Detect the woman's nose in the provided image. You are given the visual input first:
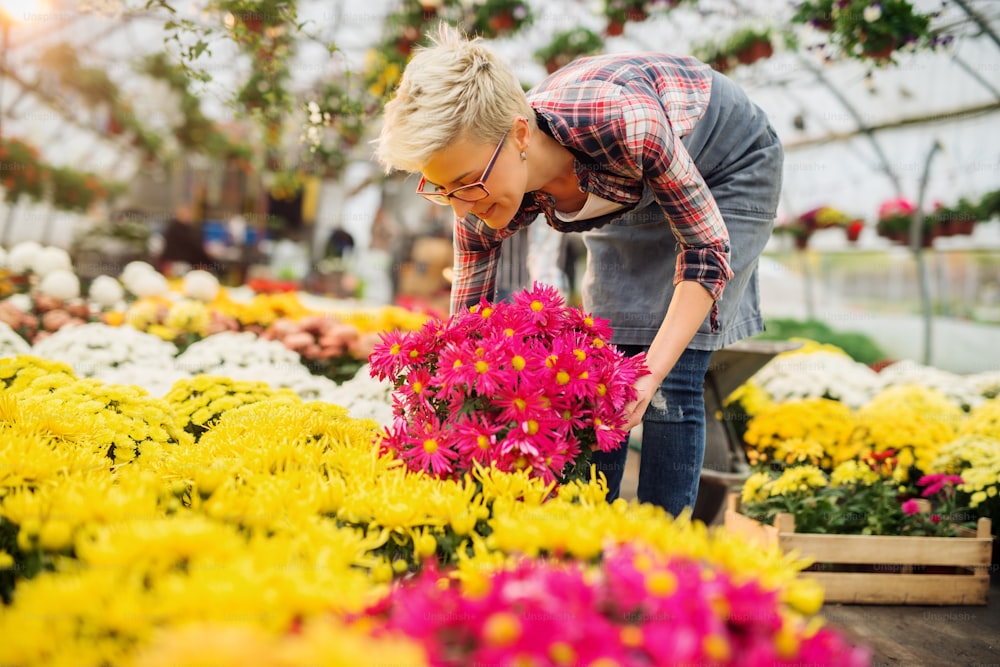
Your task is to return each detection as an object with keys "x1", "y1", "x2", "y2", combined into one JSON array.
[{"x1": 450, "y1": 199, "x2": 476, "y2": 218}]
